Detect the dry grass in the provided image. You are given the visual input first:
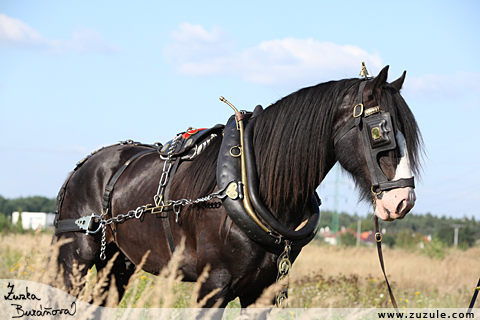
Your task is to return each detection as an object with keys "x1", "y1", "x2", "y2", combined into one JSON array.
[
  {"x1": 1, "y1": 231, "x2": 478, "y2": 310},
  {"x1": 293, "y1": 244, "x2": 480, "y2": 295}
]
